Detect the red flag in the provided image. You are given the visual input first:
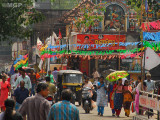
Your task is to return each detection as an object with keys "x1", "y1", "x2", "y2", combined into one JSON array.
[{"x1": 58, "y1": 29, "x2": 62, "y2": 39}]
